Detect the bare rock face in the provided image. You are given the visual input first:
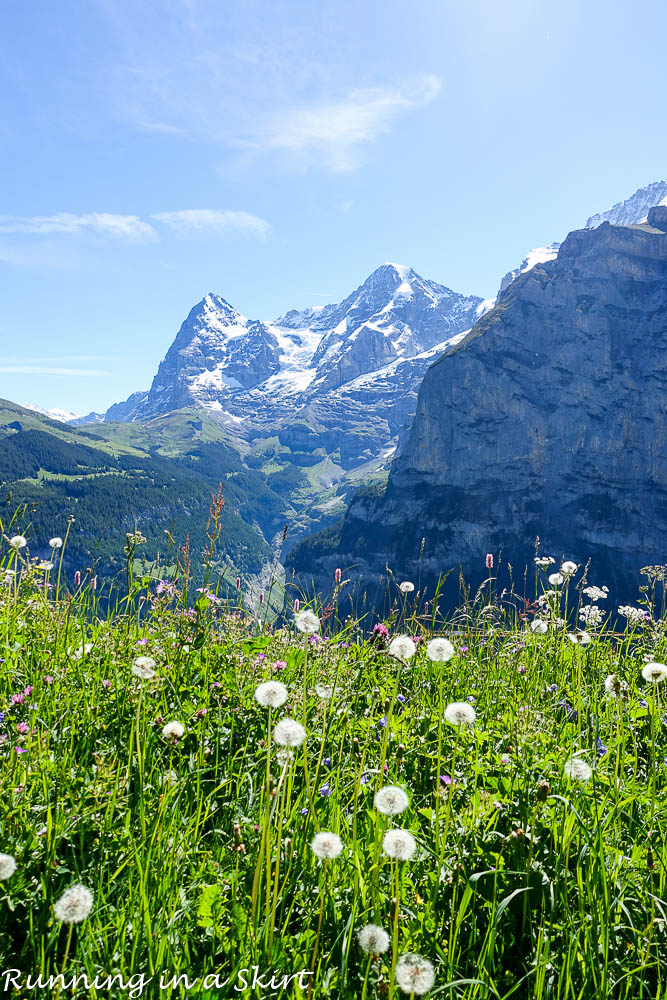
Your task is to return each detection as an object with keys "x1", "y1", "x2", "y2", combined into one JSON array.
[{"x1": 294, "y1": 215, "x2": 667, "y2": 603}]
